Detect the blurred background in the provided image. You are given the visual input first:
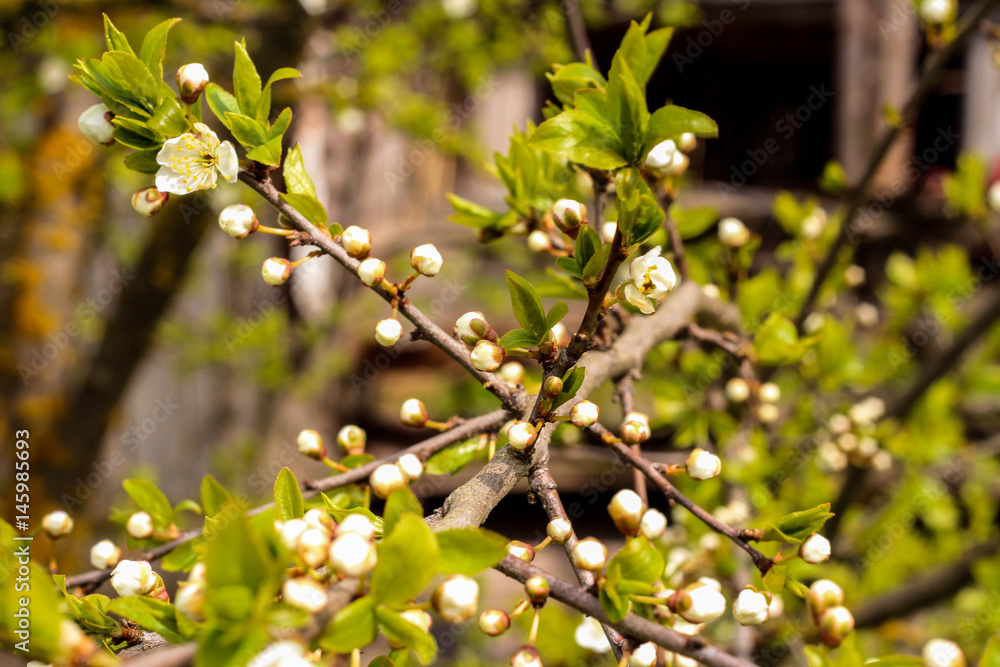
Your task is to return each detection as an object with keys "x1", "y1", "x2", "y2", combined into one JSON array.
[{"x1": 3, "y1": 0, "x2": 1000, "y2": 664}]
